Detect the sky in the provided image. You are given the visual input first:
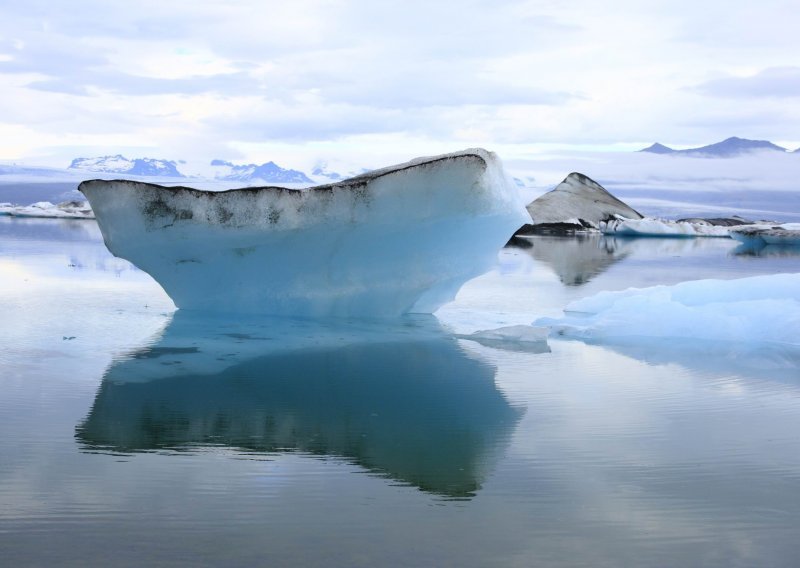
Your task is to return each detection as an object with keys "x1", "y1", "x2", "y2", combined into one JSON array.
[{"x1": 1, "y1": 0, "x2": 799, "y2": 171}]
